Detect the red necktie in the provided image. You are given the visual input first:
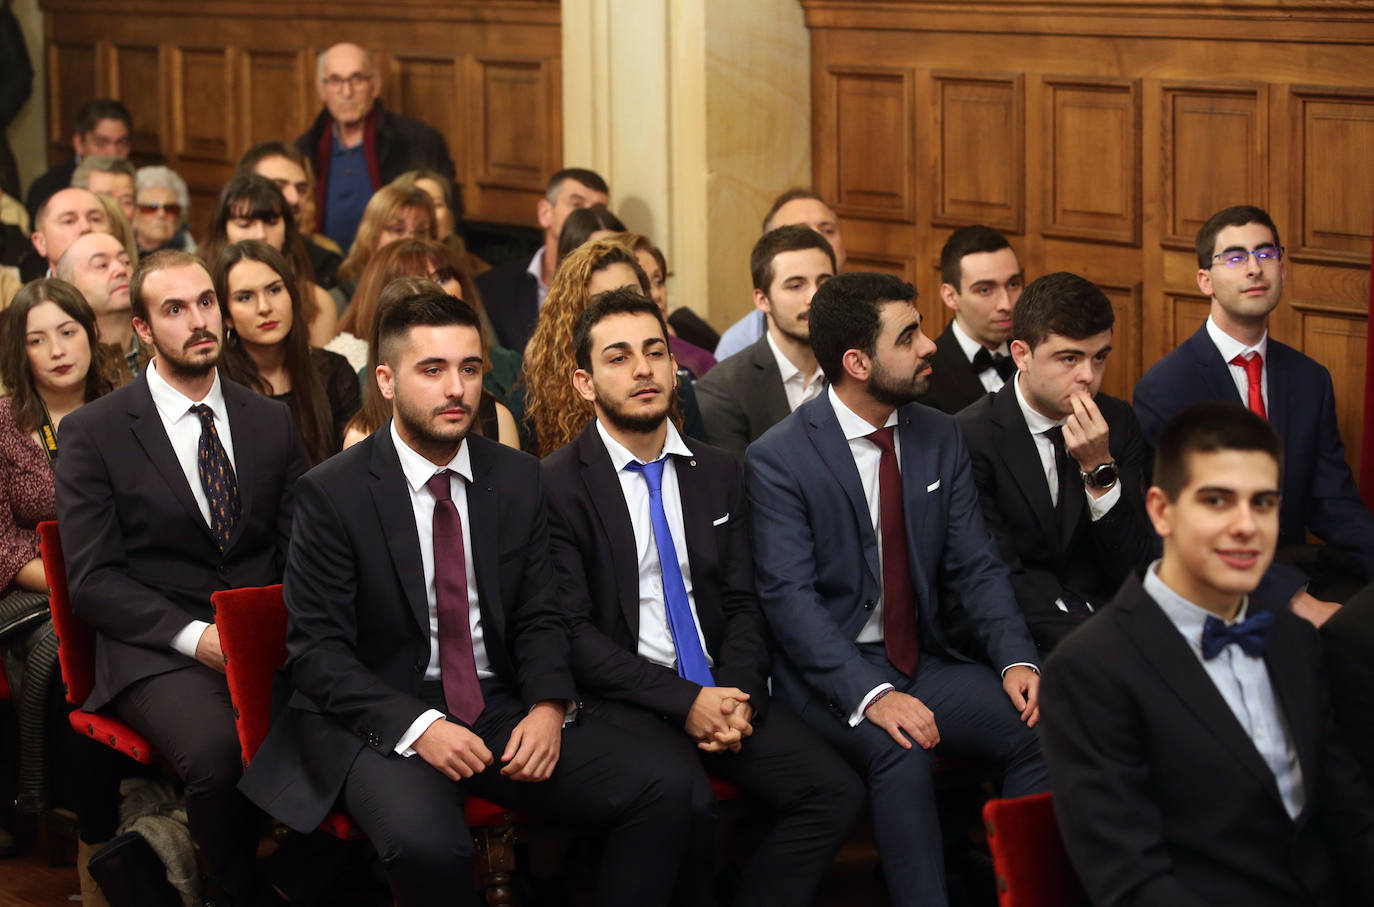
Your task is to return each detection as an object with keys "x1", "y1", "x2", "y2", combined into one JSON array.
[
  {"x1": 426, "y1": 470, "x2": 484, "y2": 725},
  {"x1": 1229, "y1": 353, "x2": 1266, "y2": 419},
  {"x1": 867, "y1": 427, "x2": 920, "y2": 676}
]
